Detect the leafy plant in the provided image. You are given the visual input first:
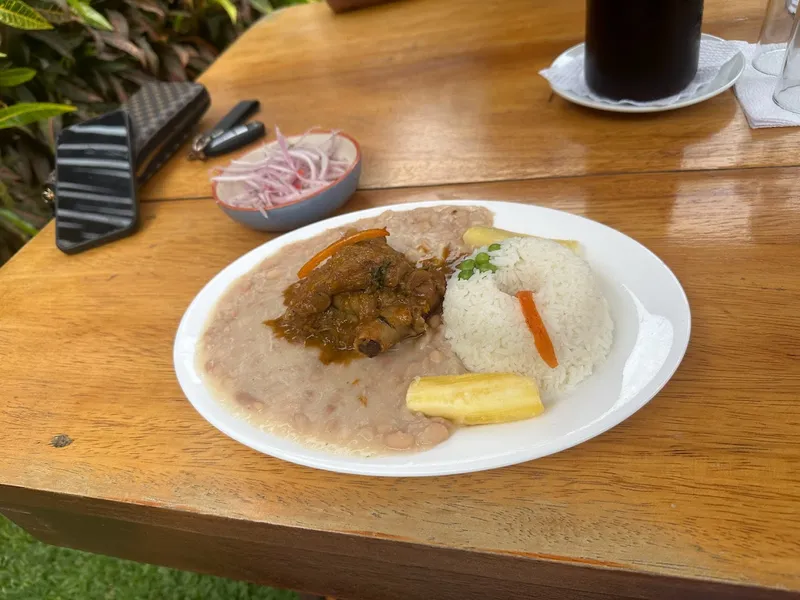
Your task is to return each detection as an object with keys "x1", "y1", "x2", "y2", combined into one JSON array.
[
  {"x1": 0, "y1": 0, "x2": 52, "y2": 29},
  {"x1": 0, "y1": 0, "x2": 312, "y2": 265}
]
